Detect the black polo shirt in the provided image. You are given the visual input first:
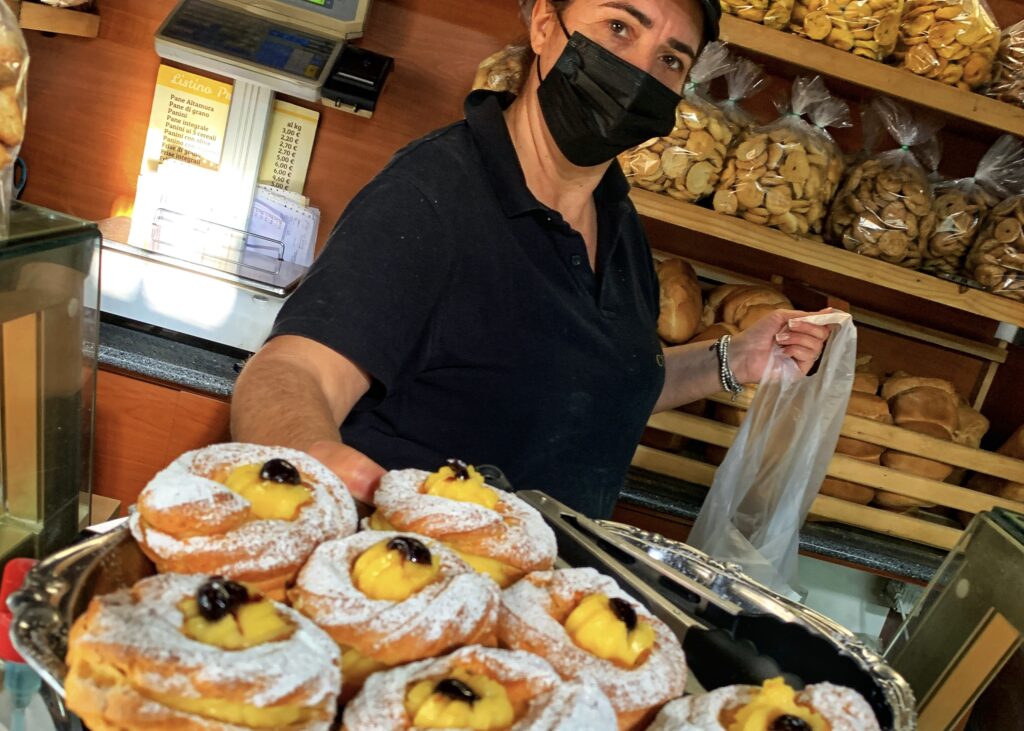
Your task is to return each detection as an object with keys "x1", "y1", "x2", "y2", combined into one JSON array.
[{"x1": 270, "y1": 90, "x2": 665, "y2": 518}]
